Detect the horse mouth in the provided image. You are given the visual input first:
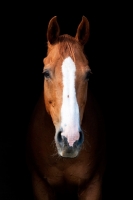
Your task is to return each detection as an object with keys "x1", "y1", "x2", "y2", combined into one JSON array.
[
  {"x1": 56, "y1": 137, "x2": 82, "y2": 158},
  {"x1": 58, "y1": 147, "x2": 80, "y2": 158}
]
